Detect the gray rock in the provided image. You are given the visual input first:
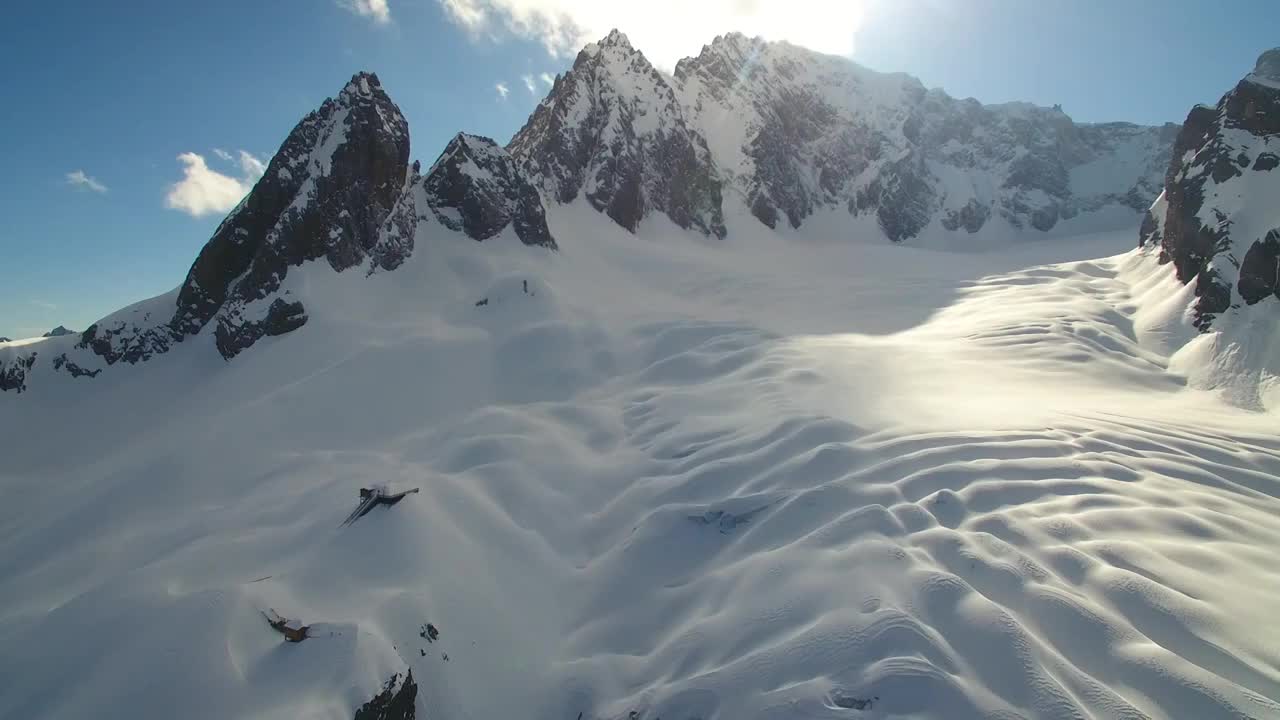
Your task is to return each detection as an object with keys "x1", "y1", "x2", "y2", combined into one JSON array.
[
  {"x1": 0, "y1": 352, "x2": 35, "y2": 393},
  {"x1": 425, "y1": 133, "x2": 556, "y2": 248},
  {"x1": 1238, "y1": 230, "x2": 1280, "y2": 305}
]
